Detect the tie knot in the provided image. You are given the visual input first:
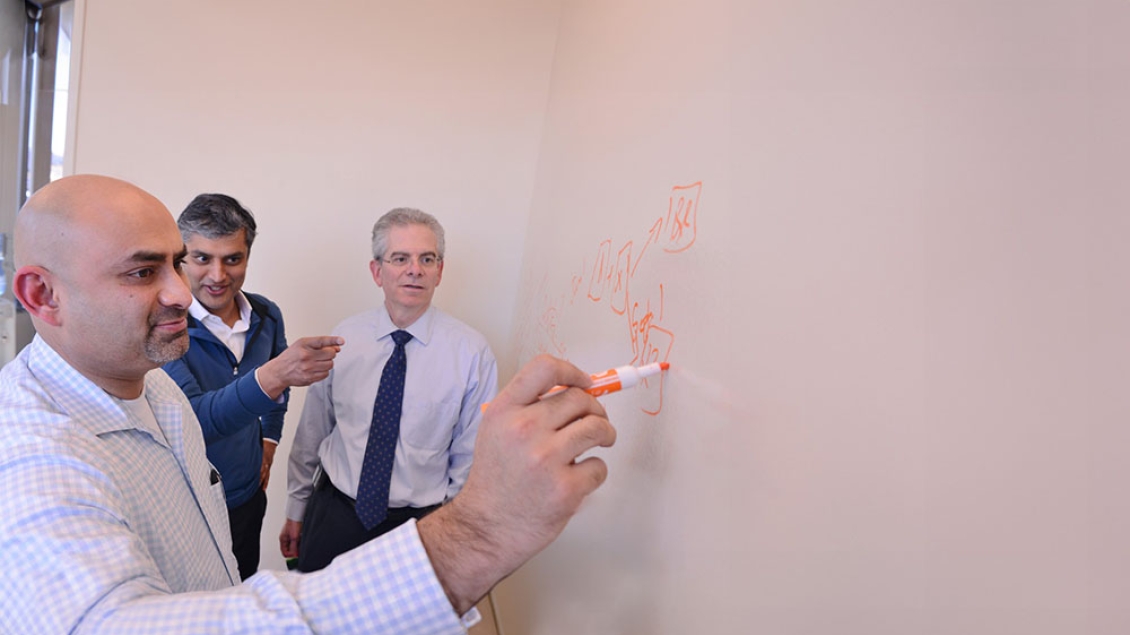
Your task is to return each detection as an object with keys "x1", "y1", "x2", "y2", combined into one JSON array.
[{"x1": 390, "y1": 330, "x2": 412, "y2": 347}]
